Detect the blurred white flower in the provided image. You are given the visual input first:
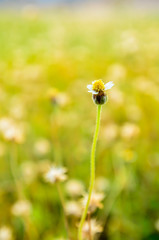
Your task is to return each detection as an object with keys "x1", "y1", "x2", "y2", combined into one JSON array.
[
  {"x1": 47, "y1": 88, "x2": 70, "y2": 107},
  {"x1": 82, "y1": 192, "x2": 105, "y2": 213},
  {"x1": 107, "y1": 64, "x2": 127, "y2": 81},
  {"x1": 82, "y1": 219, "x2": 103, "y2": 239},
  {"x1": 120, "y1": 30, "x2": 139, "y2": 53},
  {"x1": 101, "y1": 123, "x2": 119, "y2": 142},
  {"x1": 0, "y1": 226, "x2": 12, "y2": 240},
  {"x1": 0, "y1": 117, "x2": 25, "y2": 143},
  {"x1": 65, "y1": 179, "x2": 84, "y2": 197},
  {"x1": 21, "y1": 161, "x2": 37, "y2": 184},
  {"x1": 3, "y1": 125, "x2": 24, "y2": 143},
  {"x1": 109, "y1": 88, "x2": 124, "y2": 105},
  {"x1": 65, "y1": 201, "x2": 82, "y2": 217},
  {"x1": 11, "y1": 200, "x2": 31, "y2": 217},
  {"x1": 95, "y1": 177, "x2": 110, "y2": 192},
  {"x1": 120, "y1": 123, "x2": 140, "y2": 140},
  {"x1": 0, "y1": 118, "x2": 13, "y2": 131},
  {"x1": 44, "y1": 166, "x2": 67, "y2": 184},
  {"x1": 10, "y1": 96, "x2": 26, "y2": 119},
  {"x1": 34, "y1": 138, "x2": 51, "y2": 155}
]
